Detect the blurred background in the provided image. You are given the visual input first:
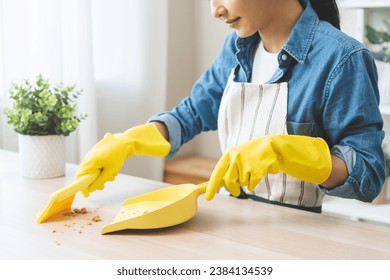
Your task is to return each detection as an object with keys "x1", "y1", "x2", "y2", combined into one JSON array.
[{"x1": 0, "y1": 0, "x2": 389, "y2": 182}]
